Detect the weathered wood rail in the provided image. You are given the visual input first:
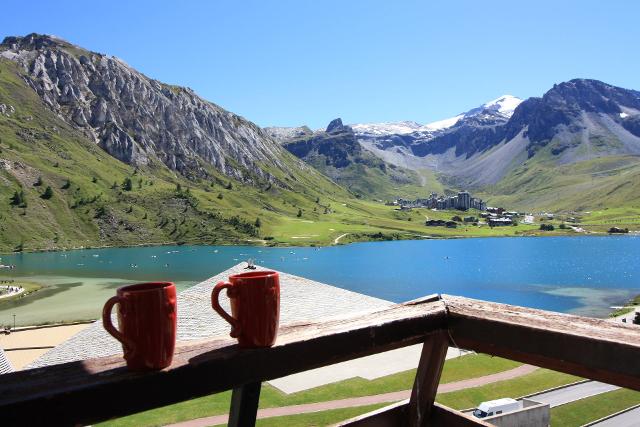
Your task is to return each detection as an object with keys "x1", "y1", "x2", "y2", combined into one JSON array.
[{"x1": 0, "y1": 294, "x2": 638, "y2": 426}]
